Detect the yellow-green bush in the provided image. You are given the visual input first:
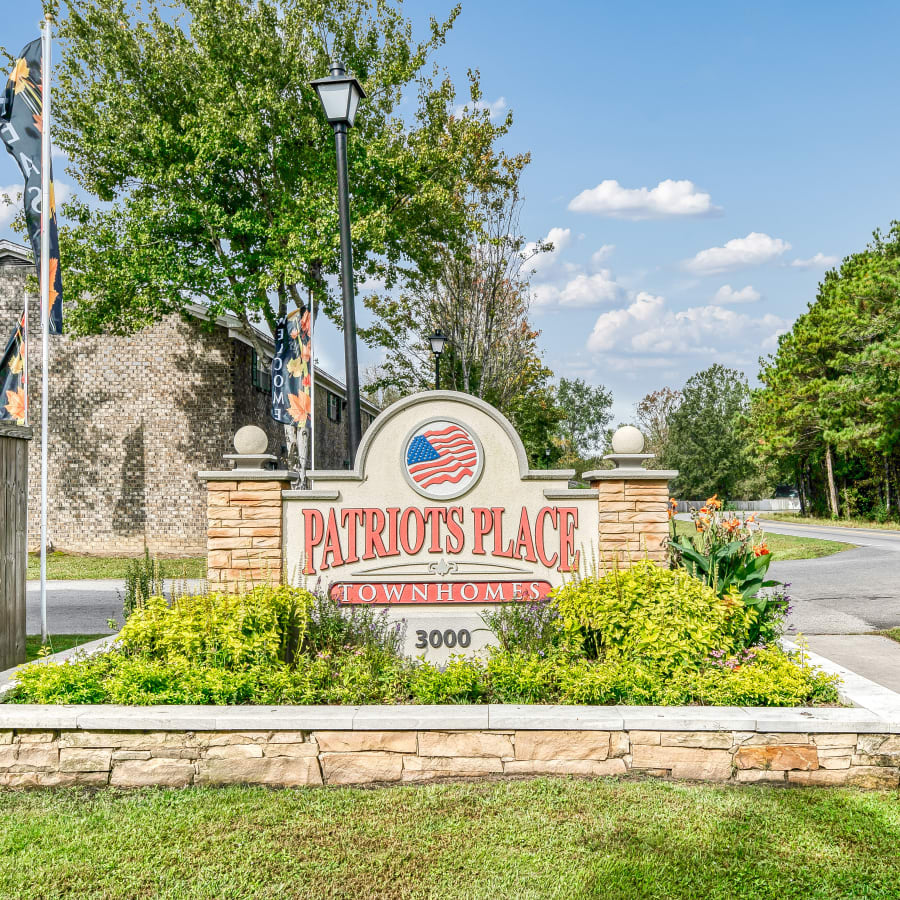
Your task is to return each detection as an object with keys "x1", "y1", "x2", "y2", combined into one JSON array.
[
  {"x1": 552, "y1": 561, "x2": 755, "y2": 670},
  {"x1": 118, "y1": 584, "x2": 313, "y2": 668}
]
